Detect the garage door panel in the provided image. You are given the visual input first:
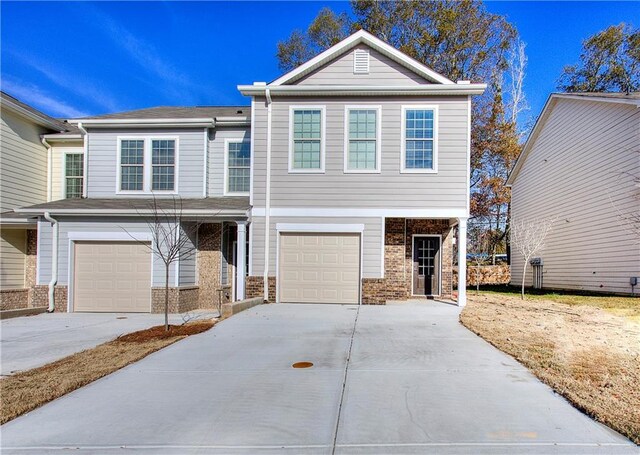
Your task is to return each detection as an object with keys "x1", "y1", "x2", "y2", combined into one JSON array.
[
  {"x1": 279, "y1": 233, "x2": 360, "y2": 304},
  {"x1": 74, "y1": 241, "x2": 151, "y2": 313}
]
